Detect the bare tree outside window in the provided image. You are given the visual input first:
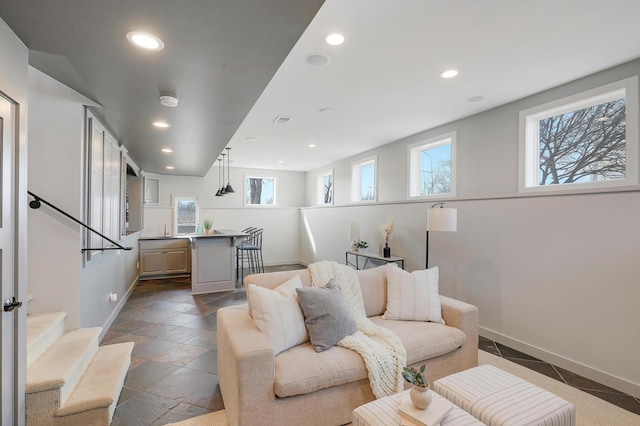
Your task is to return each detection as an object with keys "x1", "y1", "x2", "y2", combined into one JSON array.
[
  {"x1": 245, "y1": 177, "x2": 275, "y2": 205},
  {"x1": 539, "y1": 99, "x2": 626, "y2": 185},
  {"x1": 323, "y1": 175, "x2": 333, "y2": 203},
  {"x1": 420, "y1": 145, "x2": 451, "y2": 195}
]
